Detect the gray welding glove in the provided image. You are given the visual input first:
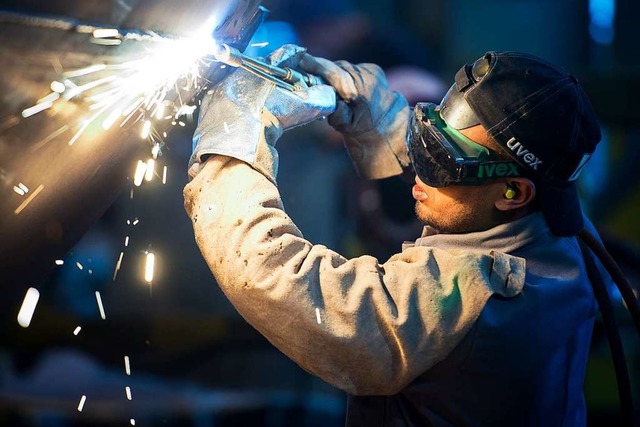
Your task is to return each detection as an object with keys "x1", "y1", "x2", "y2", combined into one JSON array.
[
  {"x1": 298, "y1": 54, "x2": 411, "y2": 179},
  {"x1": 189, "y1": 44, "x2": 337, "y2": 180}
]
